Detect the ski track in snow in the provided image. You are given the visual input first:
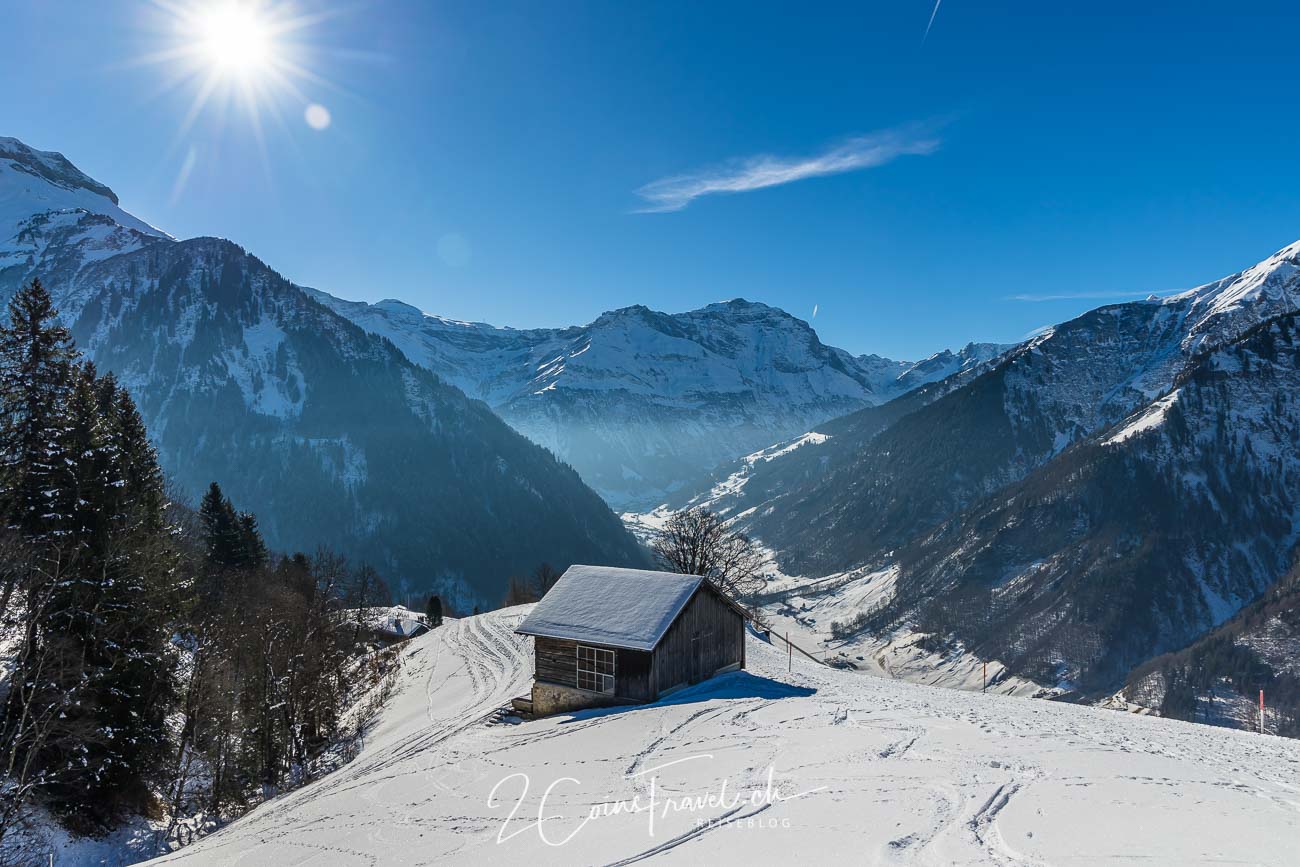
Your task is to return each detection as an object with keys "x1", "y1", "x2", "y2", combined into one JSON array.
[{"x1": 148, "y1": 607, "x2": 1300, "y2": 866}]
